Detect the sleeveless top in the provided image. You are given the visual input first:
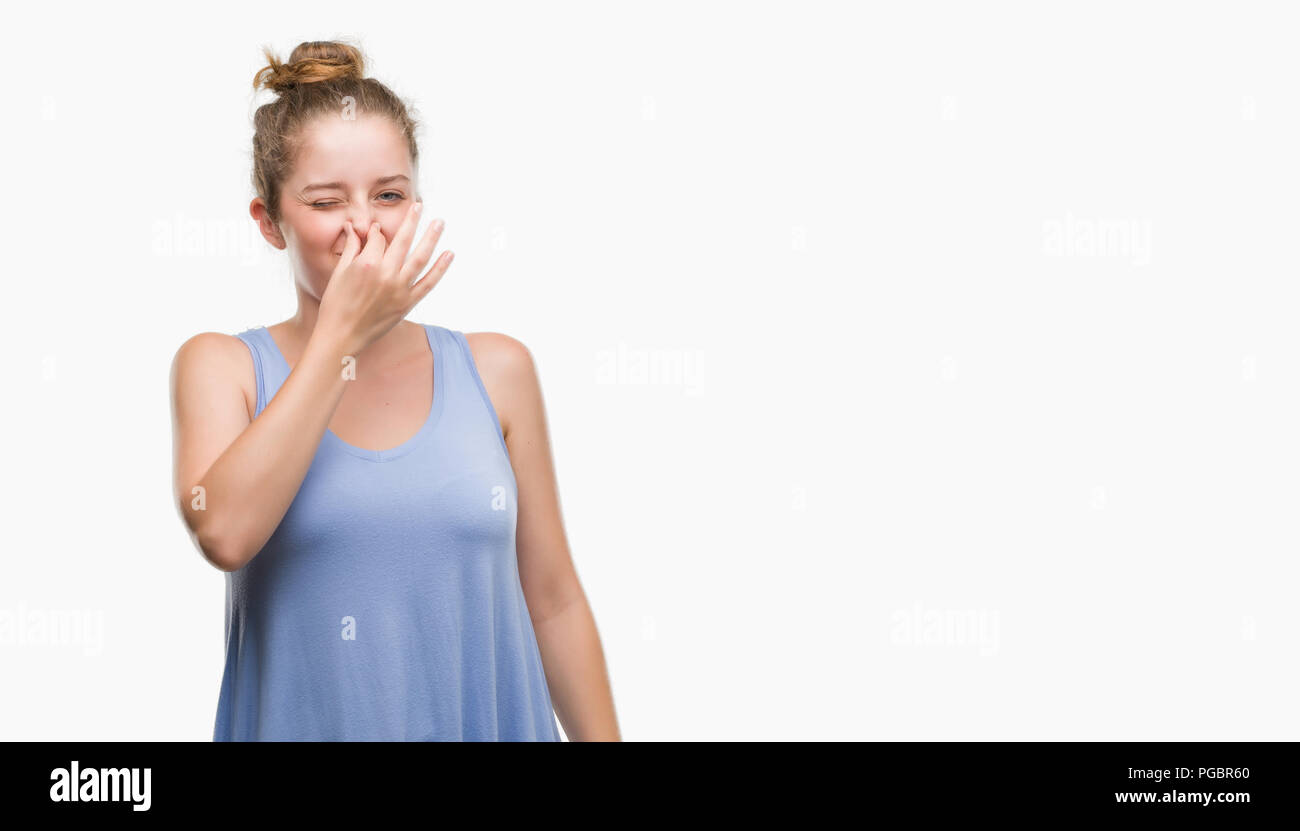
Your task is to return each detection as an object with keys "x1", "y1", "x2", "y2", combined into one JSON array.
[{"x1": 214, "y1": 323, "x2": 562, "y2": 741}]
